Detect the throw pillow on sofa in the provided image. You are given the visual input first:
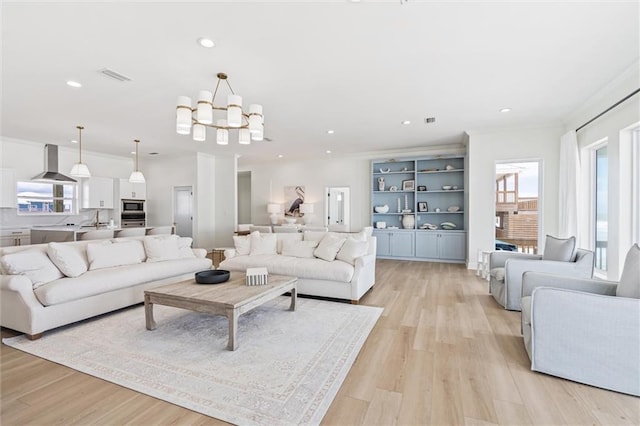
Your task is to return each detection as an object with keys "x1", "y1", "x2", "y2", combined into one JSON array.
[
  {"x1": 314, "y1": 234, "x2": 347, "y2": 262},
  {"x1": 1, "y1": 250, "x2": 64, "y2": 288},
  {"x1": 336, "y1": 238, "x2": 369, "y2": 265},
  {"x1": 542, "y1": 235, "x2": 576, "y2": 262},
  {"x1": 276, "y1": 233, "x2": 303, "y2": 254},
  {"x1": 112, "y1": 238, "x2": 146, "y2": 262},
  {"x1": 233, "y1": 234, "x2": 251, "y2": 255},
  {"x1": 87, "y1": 240, "x2": 145, "y2": 270},
  {"x1": 143, "y1": 235, "x2": 182, "y2": 262},
  {"x1": 250, "y1": 231, "x2": 277, "y2": 256},
  {"x1": 178, "y1": 237, "x2": 196, "y2": 258},
  {"x1": 47, "y1": 242, "x2": 88, "y2": 277},
  {"x1": 281, "y1": 239, "x2": 318, "y2": 258}
]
